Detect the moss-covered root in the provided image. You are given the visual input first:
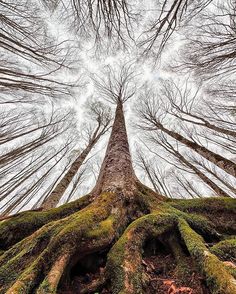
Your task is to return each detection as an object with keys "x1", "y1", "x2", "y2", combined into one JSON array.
[
  {"x1": 210, "y1": 238, "x2": 236, "y2": 260},
  {"x1": 169, "y1": 197, "x2": 236, "y2": 214},
  {"x1": 36, "y1": 253, "x2": 70, "y2": 294},
  {"x1": 106, "y1": 213, "x2": 176, "y2": 294},
  {"x1": 178, "y1": 218, "x2": 236, "y2": 294},
  {"x1": 0, "y1": 194, "x2": 92, "y2": 249},
  {"x1": 167, "y1": 234, "x2": 191, "y2": 280},
  {"x1": 0, "y1": 192, "x2": 123, "y2": 293}
]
